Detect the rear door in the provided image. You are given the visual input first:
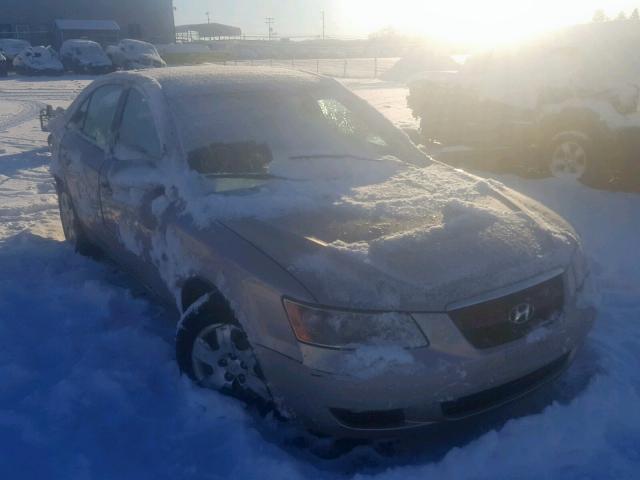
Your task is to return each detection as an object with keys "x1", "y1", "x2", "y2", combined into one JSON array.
[
  {"x1": 59, "y1": 83, "x2": 125, "y2": 236},
  {"x1": 100, "y1": 86, "x2": 170, "y2": 297}
]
